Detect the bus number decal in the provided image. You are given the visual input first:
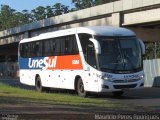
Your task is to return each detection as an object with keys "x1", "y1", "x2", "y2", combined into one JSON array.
[{"x1": 72, "y1": 60, "x2": 79, "y2": 65}]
